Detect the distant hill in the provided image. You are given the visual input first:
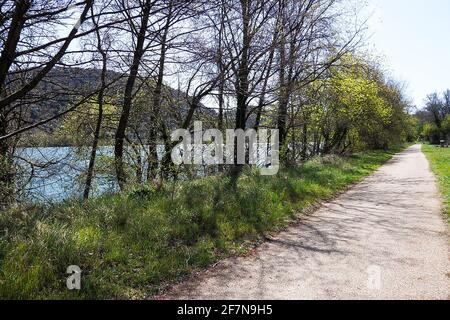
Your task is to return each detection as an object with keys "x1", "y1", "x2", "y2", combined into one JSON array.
[{"x1": 20, "y1": 66, "x2": 216, "y2": 146}]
